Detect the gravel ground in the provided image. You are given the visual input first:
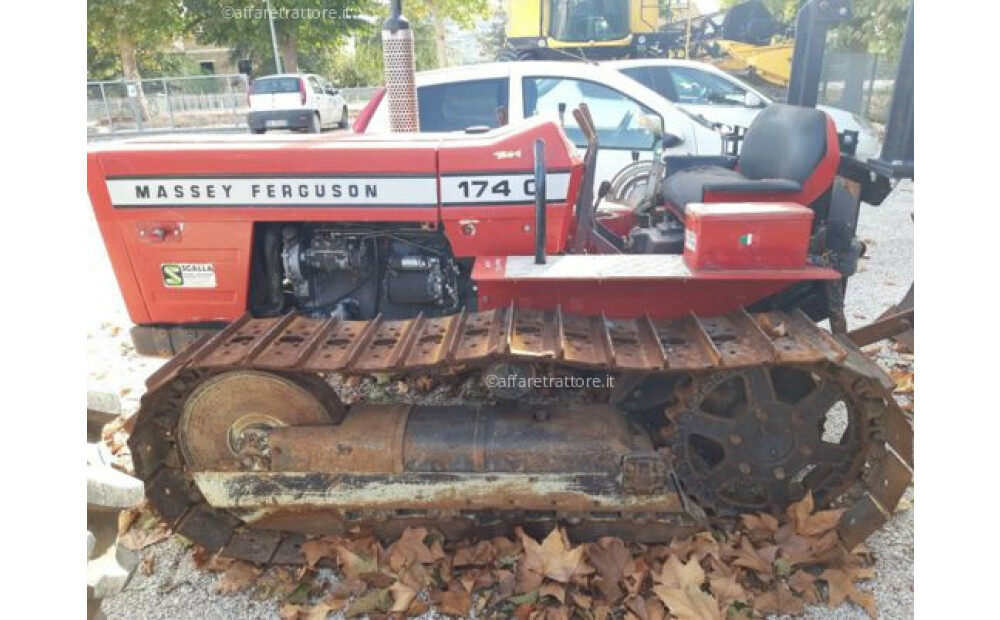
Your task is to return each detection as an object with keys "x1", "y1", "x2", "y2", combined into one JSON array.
[{"x1": 91, "y1": 182, "x2": 914, "y2": 620}]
